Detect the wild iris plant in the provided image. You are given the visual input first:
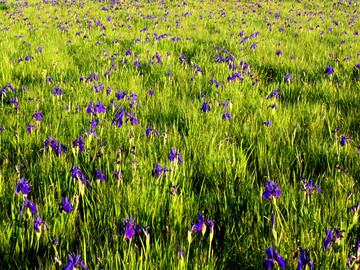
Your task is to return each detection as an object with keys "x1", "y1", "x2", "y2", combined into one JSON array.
[
  {"x1": 263, "y1": 245, "x2": 286, "y2": 269},
  {"x1": 20, "y1": 197, "x2": 38, "y2": 215},
  {"x1": 152, "y1": 164, "x2": 171, "y2": 180},
  {"x1": 262, "y1": 181, "x2": 281, "y2": 200},
  {"x1": 58, "y1": 197, "x2": 74, "y2": 213},
  {"x1": 300, "y1": 178, "x2": 322, "y2": 196},
  {"x1": 70, "y1": 166, "x2": 92, "y2": 191},
  {"x1": 33, "y1": 215, "x2": 49, "y2": 233},
  {"x1": 122, "y1": 215, "x2": 141, "y2": 240},
  {"x1": 323, "y1": 228, "x2": 345, "y2": 250},
  {"x1": 64, "y1": 253, "x2": 88, "y2": 270},
  {"x1": 296, "y1": 248, "x2": 314, "y2": 270},
  {"x1": 15, "y1": 178, "x2": 32, "y2": 195},
  {"x1": 168, "y1": 148, "x2": 183, "y2": 165}
]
